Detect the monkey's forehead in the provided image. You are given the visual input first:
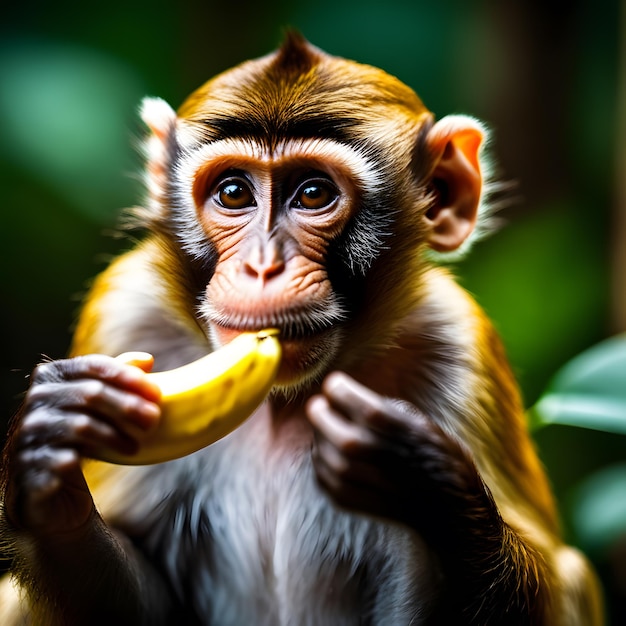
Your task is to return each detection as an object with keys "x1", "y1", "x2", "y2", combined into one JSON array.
[{"x1": 177, "y1": 36, "x2": 431, "y2": 143}]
